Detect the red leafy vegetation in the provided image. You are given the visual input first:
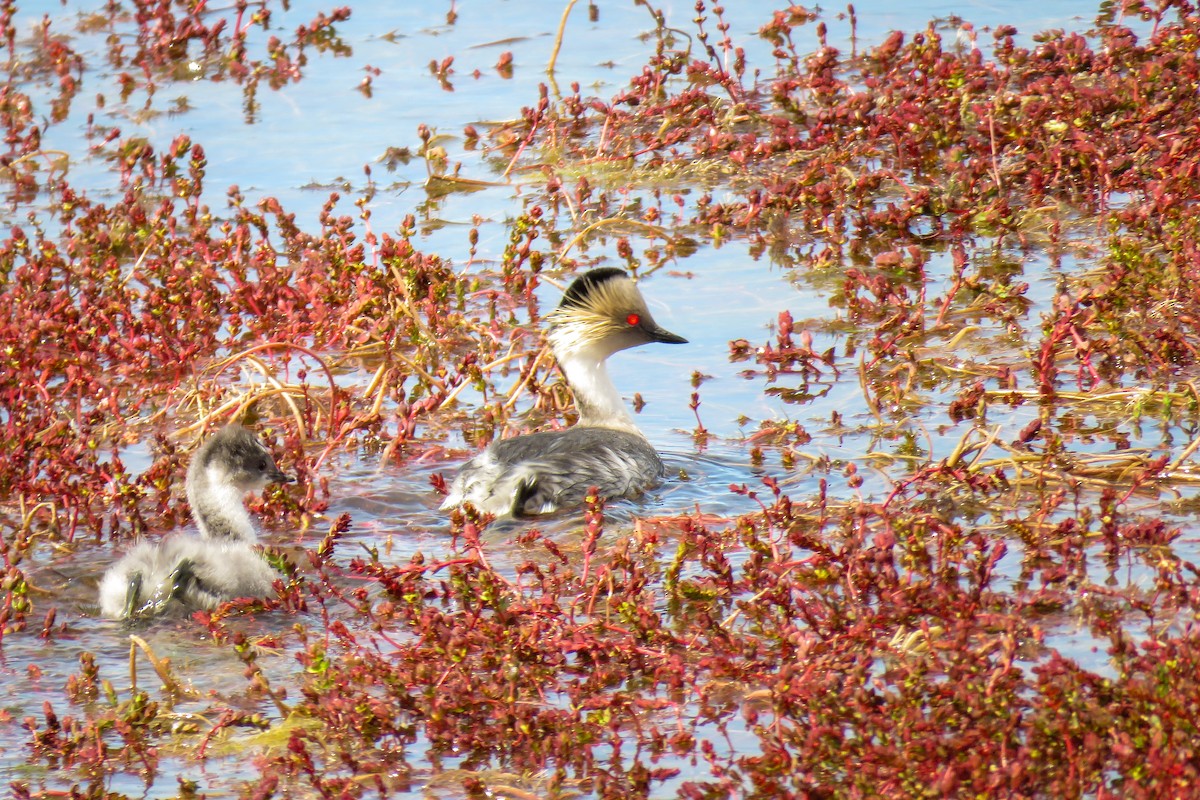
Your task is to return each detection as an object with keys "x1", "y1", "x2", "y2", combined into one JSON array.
[
  {"x1": 0, "y1": 2, "x2": 489, "y2": 642},
  {"x1": 508, "y1": 0, "x2": 1200, "y2": 388},
  {"x1": 35, "y1": 484, "x2": 1200, "y2": 797},
  {"x1": 9, "y1": 0, "x2": 1200, "y2": 798}
]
